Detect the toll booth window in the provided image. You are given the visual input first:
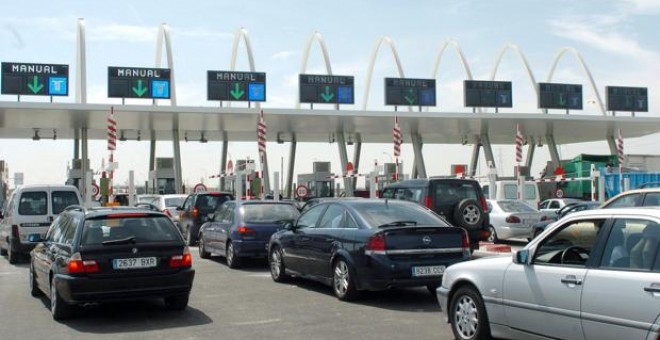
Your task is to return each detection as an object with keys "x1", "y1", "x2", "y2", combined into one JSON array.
[
  {"x1": 503, "y1": 184, "x2": 517, "y2": 200},
  {"x1": 319, "y1": 182, "x2": 332, "y2": 197},
  {"x1": 52, "y1": 191, "x2": 80, "y2": 214},
  {"x1": 18, "y1": 192, "x2": 47, "y2": 215}
]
